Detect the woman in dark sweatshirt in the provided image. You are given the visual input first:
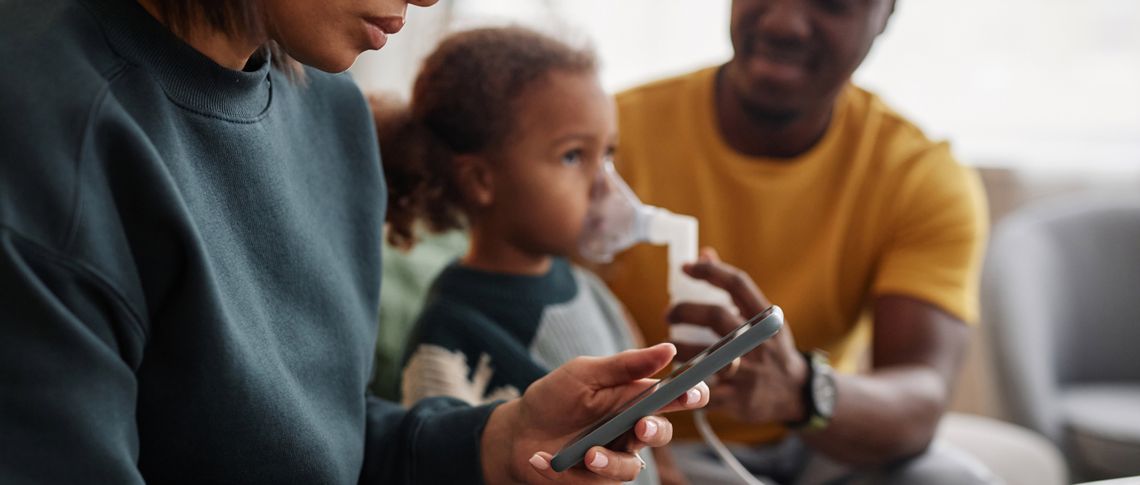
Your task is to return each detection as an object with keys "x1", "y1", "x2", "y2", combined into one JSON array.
[{"x1": 0, "y1": 0, "x2": 708, "y2": 483}]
